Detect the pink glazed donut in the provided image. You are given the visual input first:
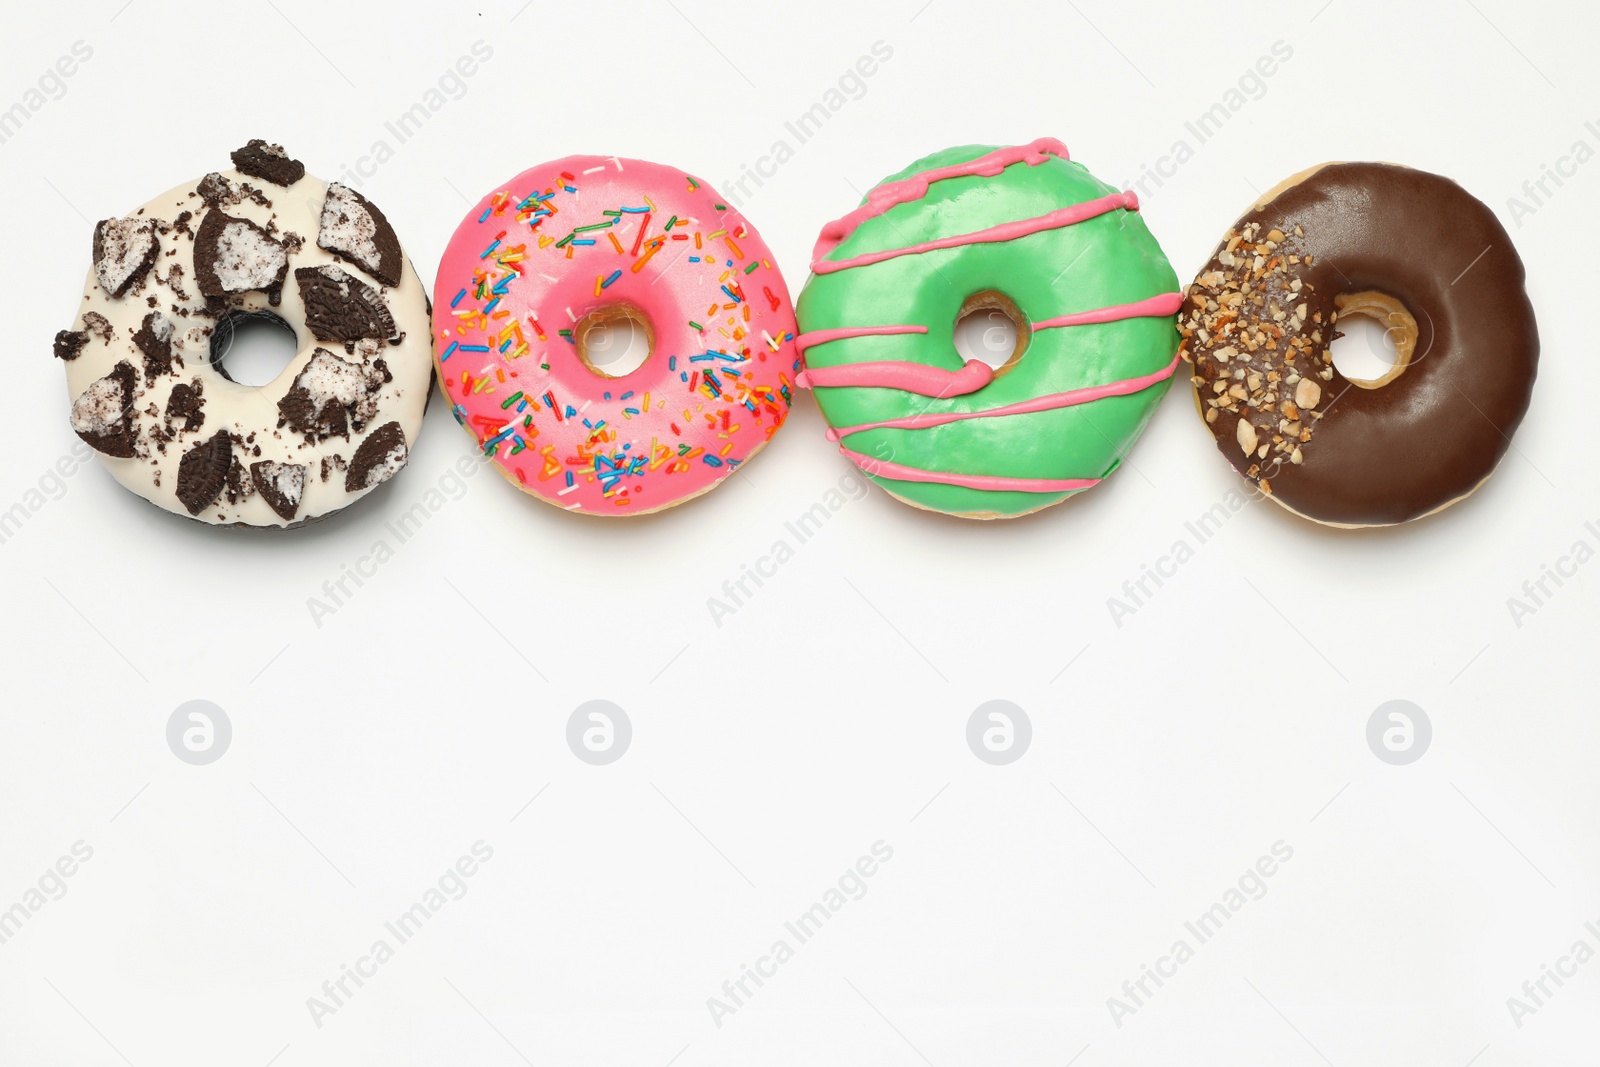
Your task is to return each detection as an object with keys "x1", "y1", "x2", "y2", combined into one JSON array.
[{"x1": 432, "y1": 156, "x2": 800, "y2": 515}]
